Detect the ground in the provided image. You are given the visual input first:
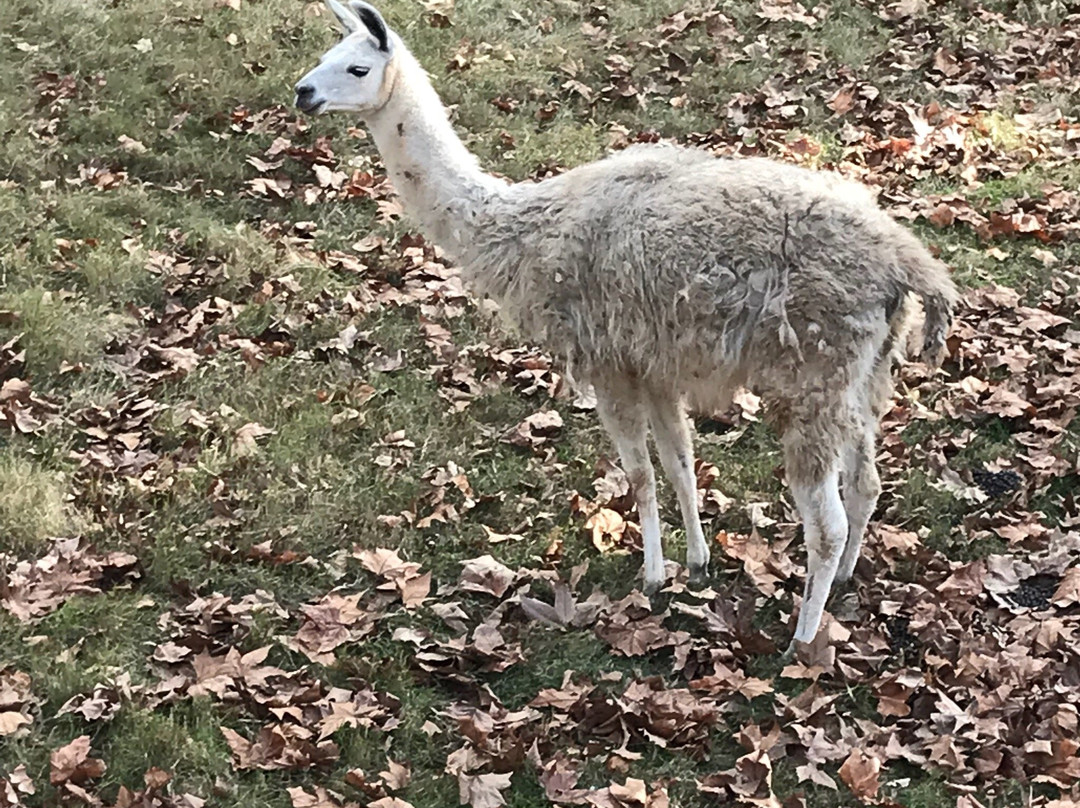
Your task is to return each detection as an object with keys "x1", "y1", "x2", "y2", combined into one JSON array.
[{"x1": 2, "y1": 1, "x2": 1080, "y2": 807}]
